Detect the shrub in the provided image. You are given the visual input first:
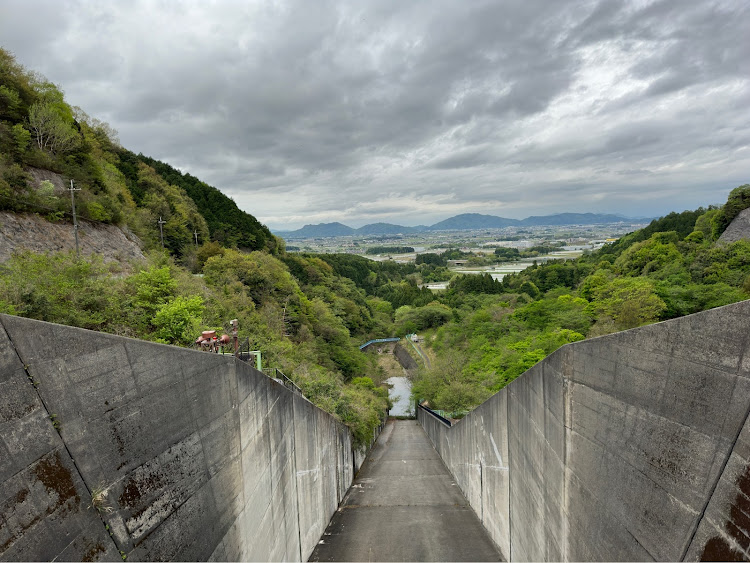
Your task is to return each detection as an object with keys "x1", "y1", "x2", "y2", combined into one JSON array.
[{"x1": 153, "y1": 295, "x2": 204, "y2": 345}]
